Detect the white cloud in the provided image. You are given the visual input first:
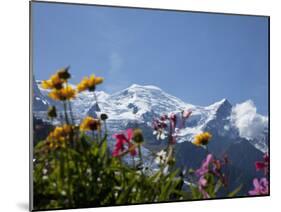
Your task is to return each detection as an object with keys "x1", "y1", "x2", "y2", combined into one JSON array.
[
  {"x1": 103, "y1": 52, "x2": 130, "y2": 93},
  {"x1": 231, "y1": 100, "x2": 268, "y2": 140},
  {"x1": 109, "y1": 52, "x2": 123, "y2": 74}
]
